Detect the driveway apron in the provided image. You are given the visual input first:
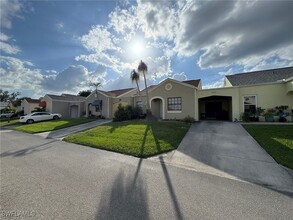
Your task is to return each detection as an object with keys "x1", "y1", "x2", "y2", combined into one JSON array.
[{"x1": 169, "y1": 121, "x2": 293, "y2": 193}]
